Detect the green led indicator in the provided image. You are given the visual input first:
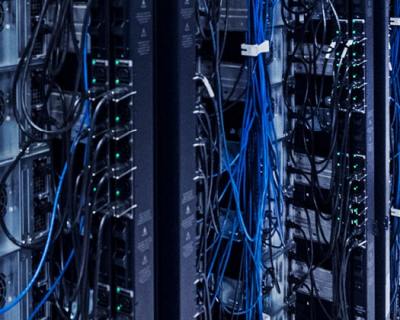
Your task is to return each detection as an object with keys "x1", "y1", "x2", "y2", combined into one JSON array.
[
  {"x1": 92, "y1": 59, "x2": 96, "y2": 65},
  {"x1": 116, "y1": 287, "x2": 121, "y2": 293},
  {"x1": 116, "y1": 190, "x2": 121, "y2": 197},
  {"x1": 115, "y1": 79, "x2": 120, "y2": 85},
  {"x1": 117, "y1": 305, "x2": 122, "y2": 312},
  {"x1": 93, "y1": 187, "x2": 97, "y2": 192},
  {"x1": 115, "y1": 60, "x2": 120, "y2": 65},
  {"x1": 115, "y1": 152, "x2": 121, "y2": 159},
  {"x1": 92, "y1": 78, "x2": 97, "y2": 84},
  {"x1": 115, "y1": 116, "x2": 121, "y2": 123}
]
